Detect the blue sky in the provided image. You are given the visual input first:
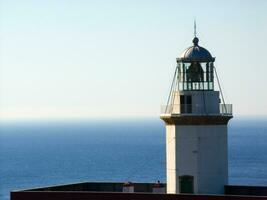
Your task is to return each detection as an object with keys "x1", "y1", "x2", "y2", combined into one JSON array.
[{"x1": 1, "y1": 0, "x2": 267, "y2": 120}]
